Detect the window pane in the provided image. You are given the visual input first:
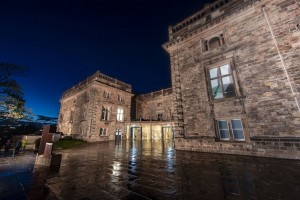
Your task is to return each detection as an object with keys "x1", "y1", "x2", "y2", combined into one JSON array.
[
  {"x1": 117, "y1": 108, "x2": 124, "y2": 121},
  {"x1": 211, "y1": 79, "x2": 223, "y2": 99},
  {"x1": 222, "y1": 76, "x2": 235, "y2": 97},
  {"x1": 233, "y1": 130, "x2": 244, "y2": 140},
  {"x1": 218, "y1": 120, "x2": 228, "y2": 130},
  {"x1": 231, "y1": 120, "x2": 244, "y2": 140},
  {"x1": 209, "y1": 68, "x2": 218, "y2": 78},
  {"x1": 231, "y1": 120, "x2": 242, "y2": 129},
  {"x1": 220, "y1": 64, "x2": 231, "y2": 75},
  {"x1": 220, "y1": 130, "x2": 230, "y2": 140}
]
